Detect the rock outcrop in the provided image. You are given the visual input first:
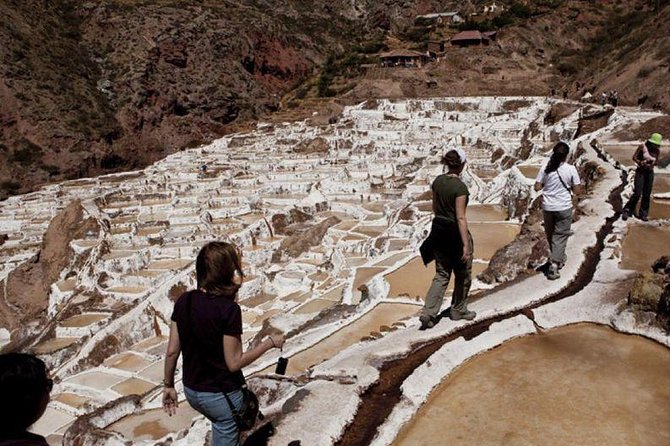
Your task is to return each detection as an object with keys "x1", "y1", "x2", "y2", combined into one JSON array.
[
  {"x1": 627, "y1": 256, "x2": 670, "y2": 332},
  {"x1": 0, "y1": 200, "x2": 99, "y2": 333},
  {"x1": 271, "y1": 216, "x2": 341, "y2": 262}
]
